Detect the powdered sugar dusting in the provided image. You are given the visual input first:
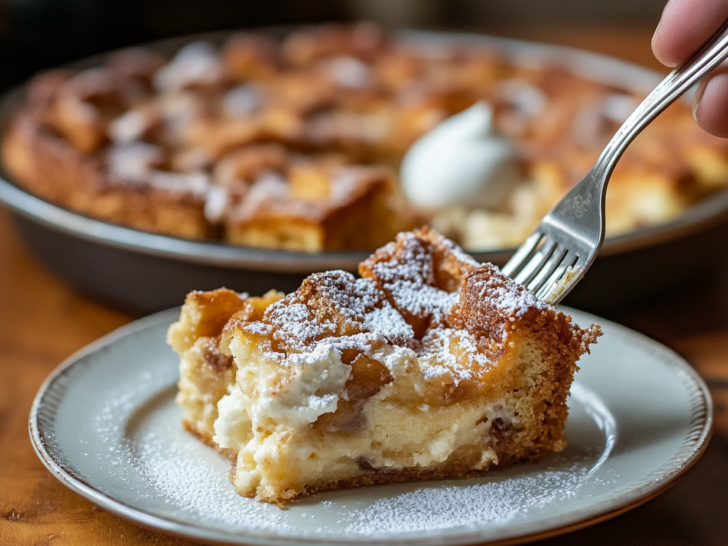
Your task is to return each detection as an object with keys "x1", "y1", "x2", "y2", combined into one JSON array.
[
  {"x1": 132, "y1": 431, "x2": 289, "y2": 530},
  {"x1": 83, "y1": 371, "x2": 289, "y2": 533},
  {"x1": 418, "y1": 327, "x2": 491, "y2": 382},
  {"x1": 256, "y1": 271, "x2": 414, "y2": 359},
  {"x1": 238, "y1": 264, "x2": 510, "y2": 384},
  {"x1": 107, "y1": 142, "x2": 164, "y2": 181},
  {"x1": 226, "y1": 167, "x2": 385, "y2": 224},
  {"x1": 363, "y1": 304, "x2": 413, "y2": 340},
  {"x1": 124, "y1": 391, "x2": 291, "y2": 531},
  {"x1": 153, "y1": 41, "x2": 226, "y2": 93},
  {"x1": 342, "y1": 464, "x2": 589, "y2": 534},
  {"x1": 366, "y1": 231, "x2": 473, "y2": 329},
  {"x1": 270, "y1": 301, "x2": 334, "y2": 343},
  {"x1": 469, "y1": 266, "x2": 549, "y2": 318},
  {"x1": 237, "y1": 229, "x2": 554, "y2": 383},
  {"x1": 396, "y1": 282, "x2": 457, "y2": 326}
]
